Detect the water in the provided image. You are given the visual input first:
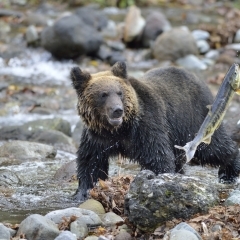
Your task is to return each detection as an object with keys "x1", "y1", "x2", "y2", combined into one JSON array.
[{"x1": 0, "y1": 48, "x2": 75, "y2": 86}]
